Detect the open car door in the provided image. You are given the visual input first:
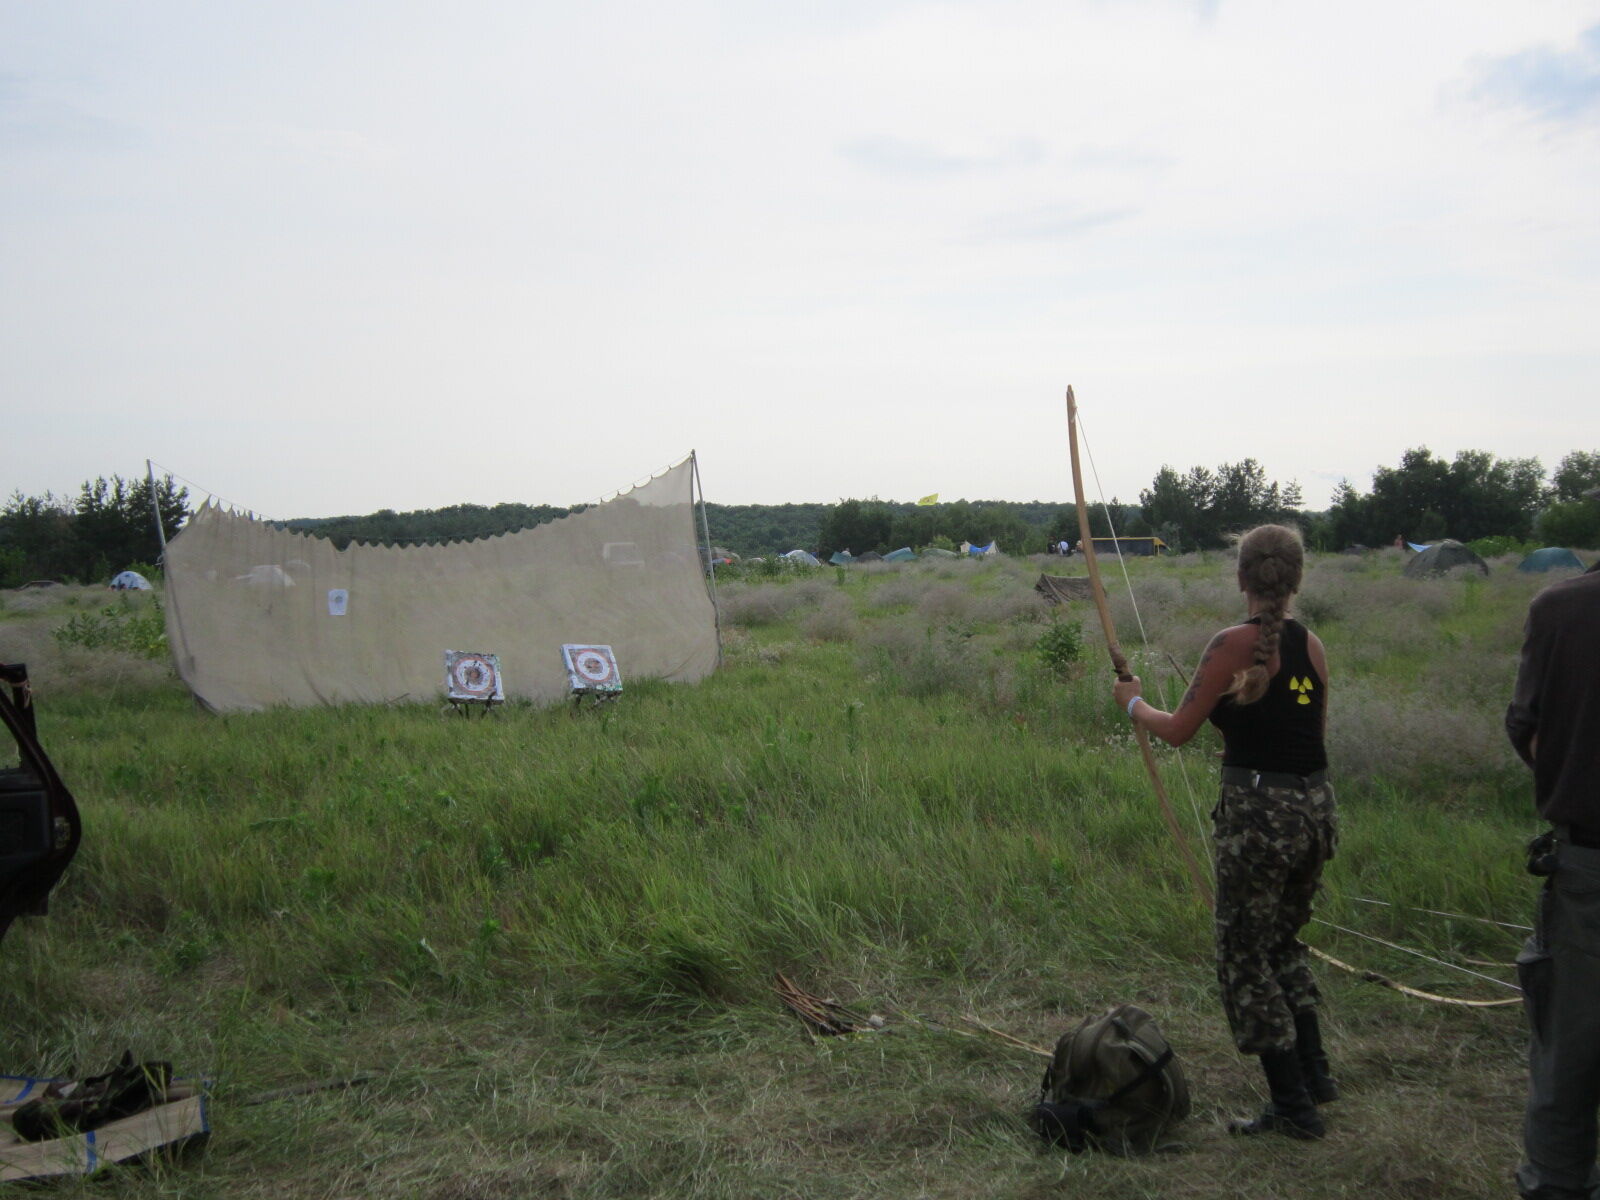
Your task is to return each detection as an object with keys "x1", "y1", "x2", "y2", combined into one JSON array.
[{"x1": 0, "y1": 664, "x2": 82, "y2": 944}]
